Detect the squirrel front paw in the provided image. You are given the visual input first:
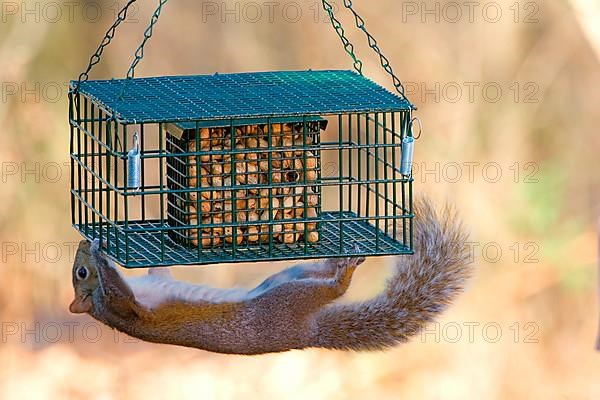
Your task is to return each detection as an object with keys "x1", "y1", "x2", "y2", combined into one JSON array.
[{"x1": 335, "y1": 256, "x2": 365, "y2": 270}]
